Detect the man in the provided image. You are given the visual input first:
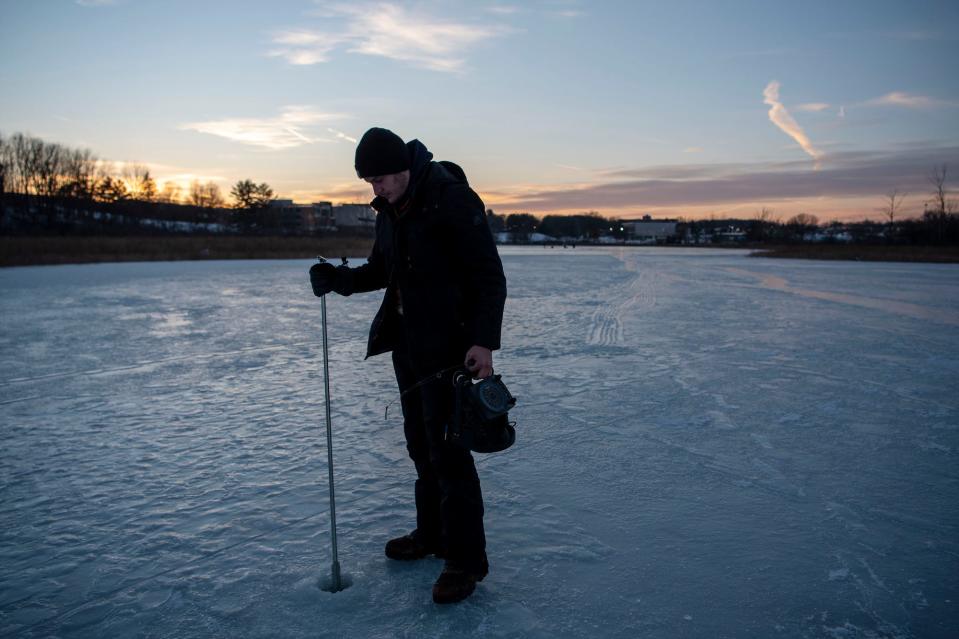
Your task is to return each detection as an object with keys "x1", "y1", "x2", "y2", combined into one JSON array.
[{"x1": 309, "y1": 127, "x2": 507, "y2": 604}]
